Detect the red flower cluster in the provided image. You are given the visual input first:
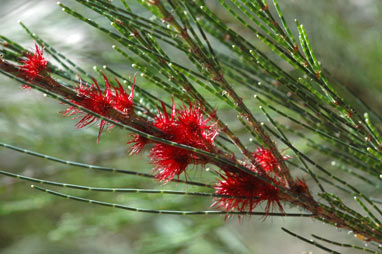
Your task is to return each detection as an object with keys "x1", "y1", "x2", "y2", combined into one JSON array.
[
  {"x1": 20, "y1": 43, "x2": 48, "y2": 80},
  {"x1": 151, "y1": 102, "x2": 218, "y2": 182},
  {"x1": 128, "y1": 101, "x2": 218, "y2": 182},
  {"x1": 253, "y1": 146, "x2": 282, "y2": 173},
  {"x1": 213, "y1": 147, "x2": 289, "y2": 216},
  {"x1": 63, "y1": 74, "x2": 135, "y2": 142},
  {"x1": 213, "y1": 165, "x2": 284, "y2": 218}
]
